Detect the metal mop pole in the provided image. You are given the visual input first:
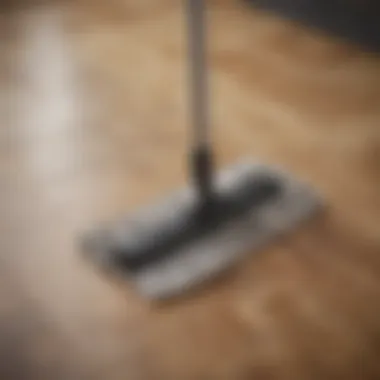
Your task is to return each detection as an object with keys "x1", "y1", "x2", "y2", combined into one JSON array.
[{"x1": 185, "y1": 0, "x2": 215, "y2": 207}]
